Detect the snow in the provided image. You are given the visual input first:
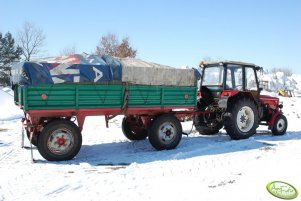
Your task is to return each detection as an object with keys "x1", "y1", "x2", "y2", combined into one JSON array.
[
  {"x1": 1, "y1": 74, "x2": 301, "y2": 201},
  {"x1": 0, "y1": 87, "x2": 23, "y2": 122},
  {"x1": 260, "y1": 72, "x2": 301, "y2": 94}
]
